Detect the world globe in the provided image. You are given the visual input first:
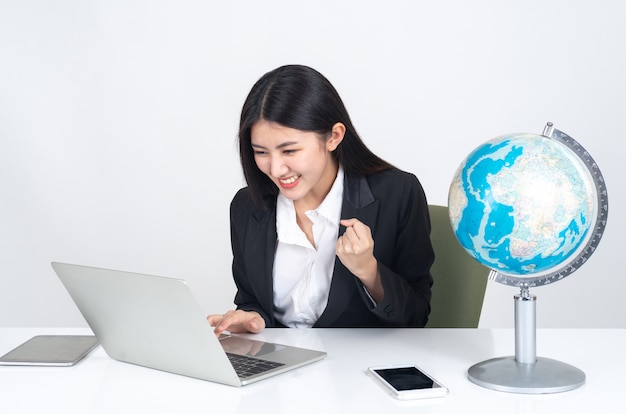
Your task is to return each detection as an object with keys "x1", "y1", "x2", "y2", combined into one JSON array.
[
  {"x1": 448, "y1": 123, "x2": 609, "y2": 394},
  {"x1": 448, "y1": 123, "x2": 608, "y2": 287}
]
